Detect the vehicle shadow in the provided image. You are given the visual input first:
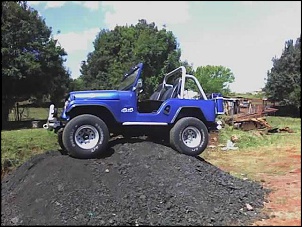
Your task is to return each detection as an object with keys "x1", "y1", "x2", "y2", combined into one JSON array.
[
  {"x1": 195, "y1": 155, "x2": 214, "y2": 165},
  {"x1": 108, "y1": 135, "x2": 172, "y2": 150},
  {"x1": 61, "y1": 135, "x2": 214, "y2": 166},
  {"x1": 105, "y1": 135, "x2": 210, "y2": 164},
  {"x1": 108, "y1": 136, "x2": 147, "y2": 147},
  {"x1": 90, "y1": 137, "x2": 147, "y2": 159}
]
